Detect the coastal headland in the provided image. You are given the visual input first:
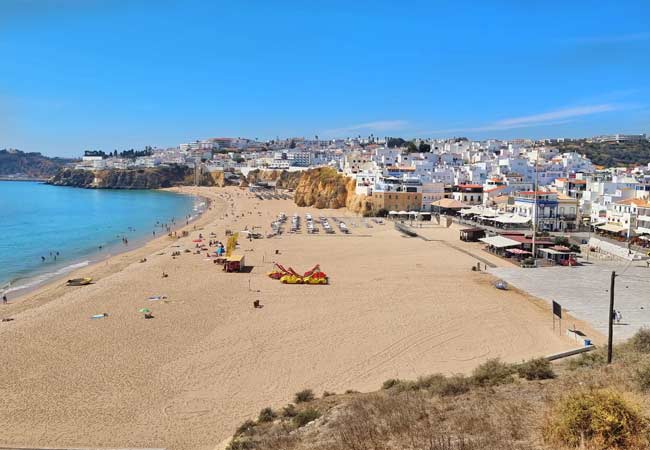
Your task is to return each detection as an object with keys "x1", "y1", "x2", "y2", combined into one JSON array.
[{"x1": 0, "y1": 186, "x2": 597, "y2": 450}]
